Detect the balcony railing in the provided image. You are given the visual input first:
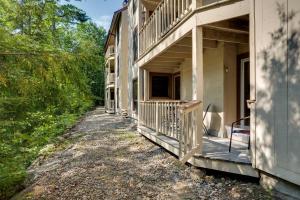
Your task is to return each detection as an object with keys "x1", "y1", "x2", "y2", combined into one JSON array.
[
  {"x1": 107, "y1": 73, "x2": 115, "y2": 84},
  {"x1": 105, "y1": 46, "x2": 115, "y2": 58},
  {"x1": 140, "y1": 100, "x2": 184, "y2": 139},
  {"x1": 108, "y1": 100, "x2": 115, "y2": 112},
  {"x1": 140, "y1": 100, "x2": 203, "y2": 162},
  {"x1": 139, "y1": 0, "x2": 193, "y2": 56}
]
